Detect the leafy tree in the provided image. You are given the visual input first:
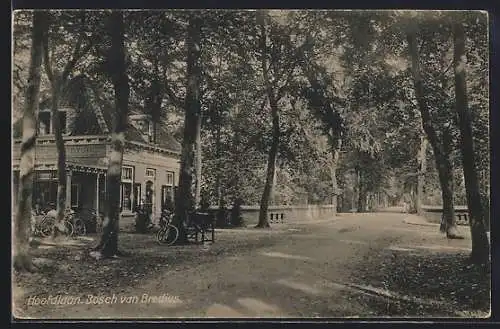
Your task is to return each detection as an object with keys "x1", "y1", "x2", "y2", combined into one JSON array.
[
  {"x1": 452, "y1": 14, "x2": 490, "y2": 264},
  {"x1": 41, "y1": 11, "x2": 95, "y2": 237},
  {"x1": 91, "y1": 11, "x2": 130, "y2": 258},
  {"x1": 174, "y1": 14, "x2": 203, "y2": 243},
  {"x1": 13, "y1": 11, "x2": 46, "y2": 272}
]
